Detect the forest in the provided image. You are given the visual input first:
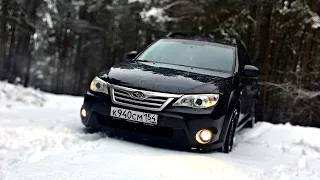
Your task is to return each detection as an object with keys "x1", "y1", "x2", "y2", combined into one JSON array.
[{"x1": 0, "y1": 0, "x2": 319, "y2": 127}]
